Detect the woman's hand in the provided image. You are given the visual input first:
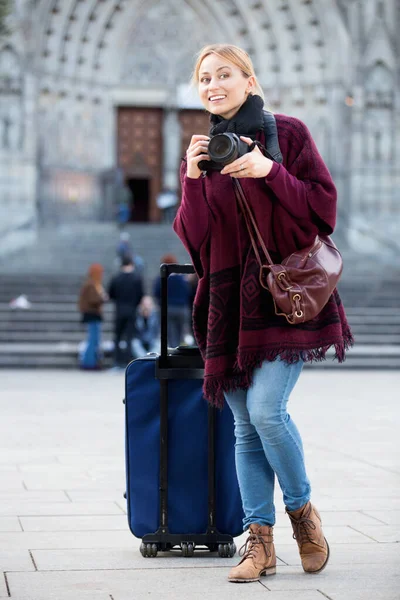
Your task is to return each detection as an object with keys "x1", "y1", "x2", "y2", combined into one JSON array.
[
  {"x1": 186, "y1": 135, "x2": 210, "y2": 179},
  {"x1": 220, "y1": 136, "x2": 273, "y2": 178}
]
